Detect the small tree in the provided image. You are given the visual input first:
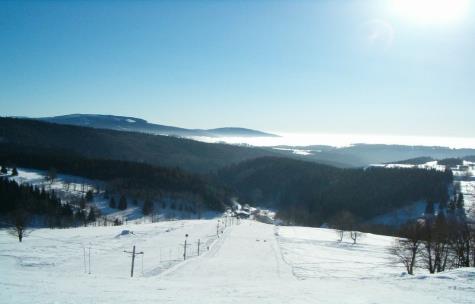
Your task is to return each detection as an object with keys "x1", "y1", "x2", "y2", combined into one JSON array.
[
  {"x1": 336, "y1": 229, "x2": 345, "y2": 242},
  {"x1": 11, "y1": 167, "x2": 18, "y2": 176},
  {"x1": 329, "y1": 211, "x2": 357, "y2": 242},
  {"x1": 8, "y1": 209, "x2": 30, "y2": 242},
  {"x1": 0, "y1": 165, "x2": 7, "y2": 174},
  {"x1": 109, "y1": 197, "x2": 116, "y2": 209},
  {"x1": 118, "y1": 195, "x2": 127, "y2": 210},
  {"x1": 350, "y1": 231, "x2": 362, "y2": 244}
]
